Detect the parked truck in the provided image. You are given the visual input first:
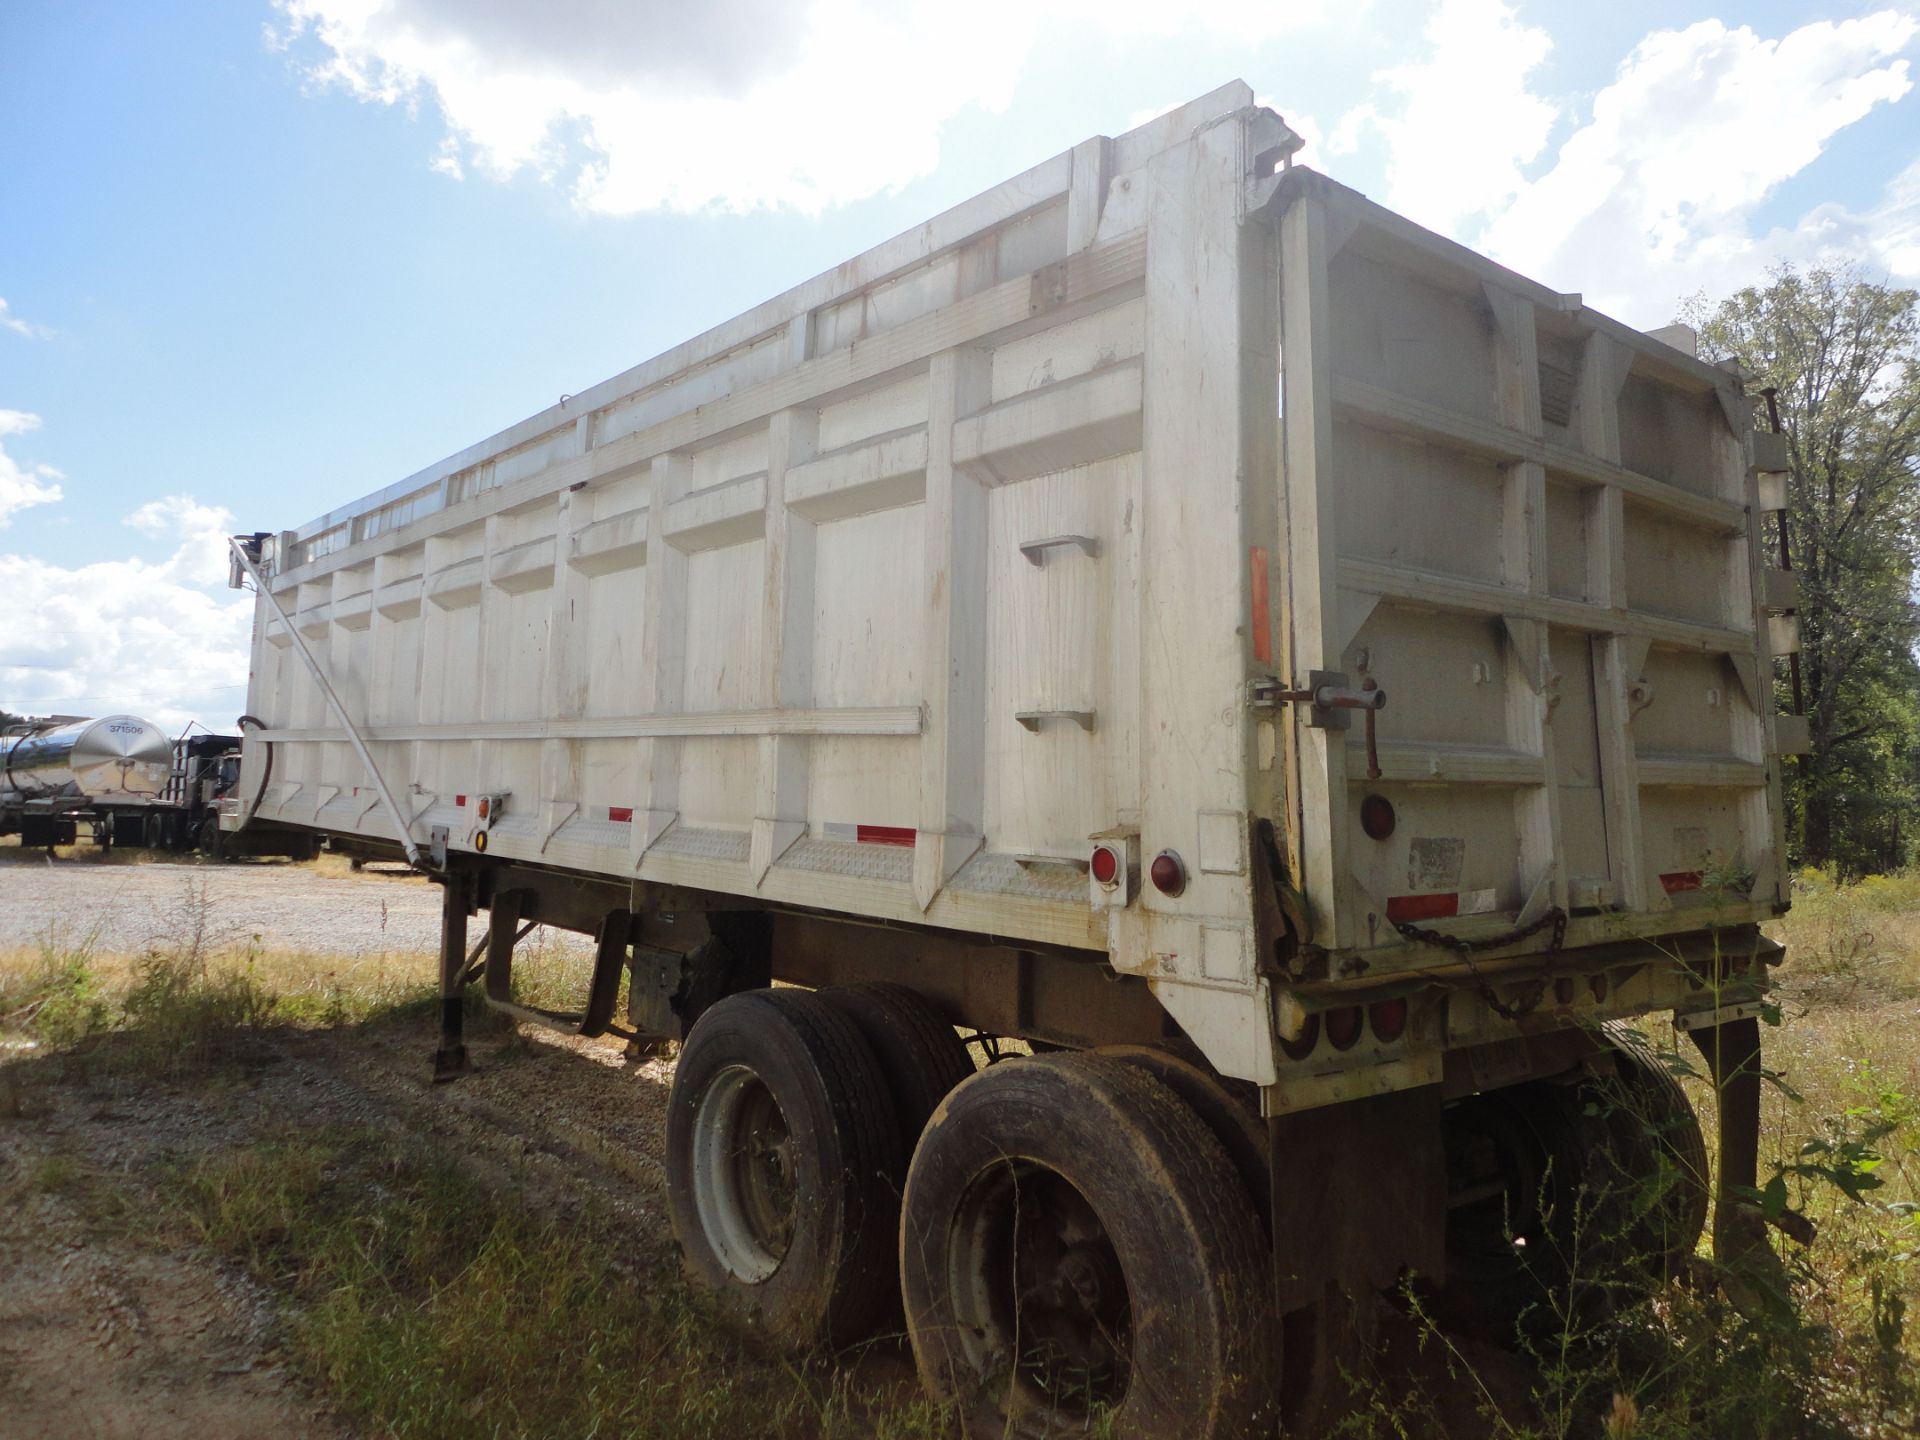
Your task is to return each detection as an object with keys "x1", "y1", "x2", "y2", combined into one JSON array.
[{"x1": 226, "y1": 82, "x2": 1799, "y2": 1435}]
